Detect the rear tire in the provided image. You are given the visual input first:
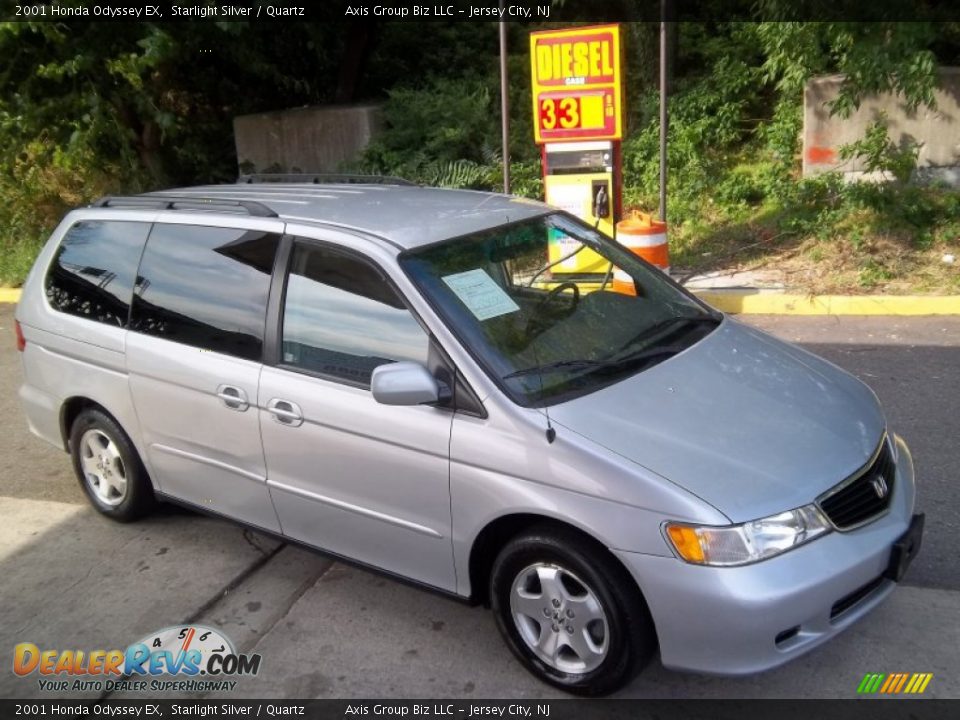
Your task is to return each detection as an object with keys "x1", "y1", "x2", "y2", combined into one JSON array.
[
  {"x1": 69, "y1": 408, "x2": 155, "y2": 522},
  {"x1": 490, "y1": 525, "x2": 656, "y2": 696}
]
